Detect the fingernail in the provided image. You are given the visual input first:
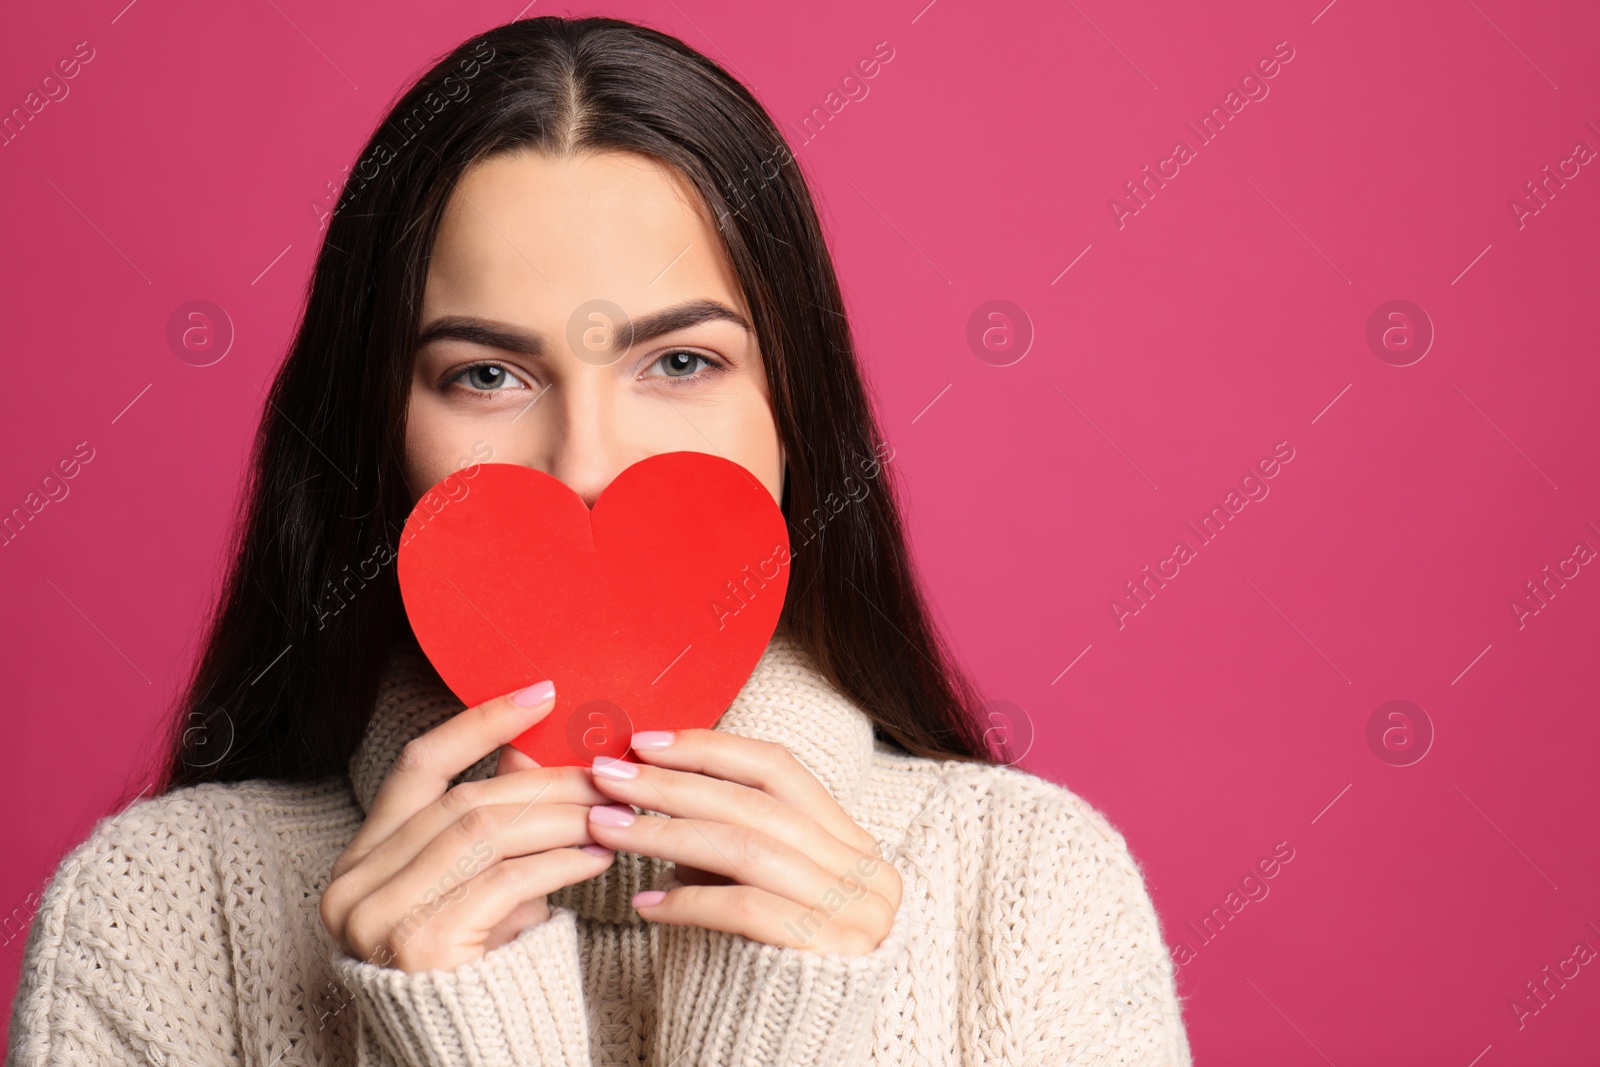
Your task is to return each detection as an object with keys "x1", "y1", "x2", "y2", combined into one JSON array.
[
  {"x1": 581, "y1": 844, "x2": 614, "y2": 857},
  {"x1": 633, "y1": 890, "x2": 666, "y2": 908},
  {"x1": 591, "y1": 755, "x2": 639, "y2": 780},
  {"x1": 511, "y1": 680, "x2": 556, "y2": 707},
  {"x1": 631, "y1": 730, "x2": 675, "y2": 748},
  {"x1": 589, "y1": 803, "x2": 636, "y2": 827}
]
